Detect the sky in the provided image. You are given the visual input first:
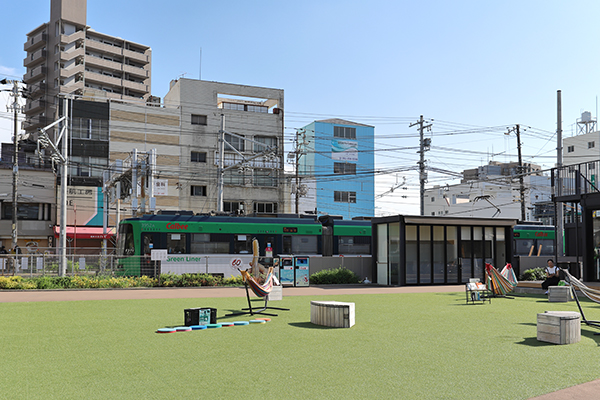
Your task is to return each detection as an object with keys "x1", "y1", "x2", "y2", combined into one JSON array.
[{"x1": 2, "y1": 0, "x2": 600, "y2": 216}]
